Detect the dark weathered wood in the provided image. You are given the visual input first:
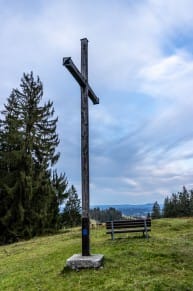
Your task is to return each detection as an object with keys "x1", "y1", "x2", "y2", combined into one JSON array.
[
  {"x1": 63, "y1": 38, "x2": 99, "y2": 256},
  {"x1": 88, "y1": 85, "x2": 99, "y2": 105},
  {"x1": 106, "y1": 219, "x2": 151, "y2": 240},
  {"x1": 81, "y1": 38, "x2": 90, "y2": 256},
  {"x1": 106, "y1": 219, "x2": 151, "y2": 228},
  {"x1": 63, "y1": 57, "x2": 86, "y2": 88},
  {"x1": 63, "y1": 58, "x2": 99, "y2": 105}
]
